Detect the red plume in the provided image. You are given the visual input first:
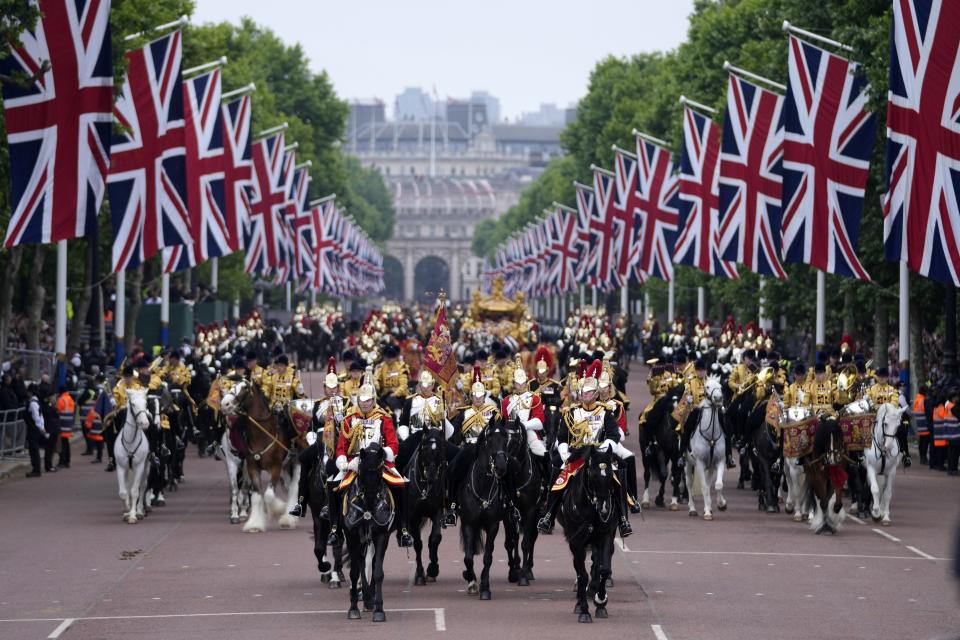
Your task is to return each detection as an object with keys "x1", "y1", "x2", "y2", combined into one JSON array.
[
  {"x1": 327, "y1": 356, "x2": 337, "y2": 375},
  {"x1": 472, "y1": 365, "x2": 483, "y2": 385},
  {"x1": 587, "y1": 359, "x2": 603, "y2": 380},
  {"x1": 577, "y1": 359, "x2": 588, "y2": 379},
  {"x1": 534, "y1": 345, "x2": 554, "y2": 373}
]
